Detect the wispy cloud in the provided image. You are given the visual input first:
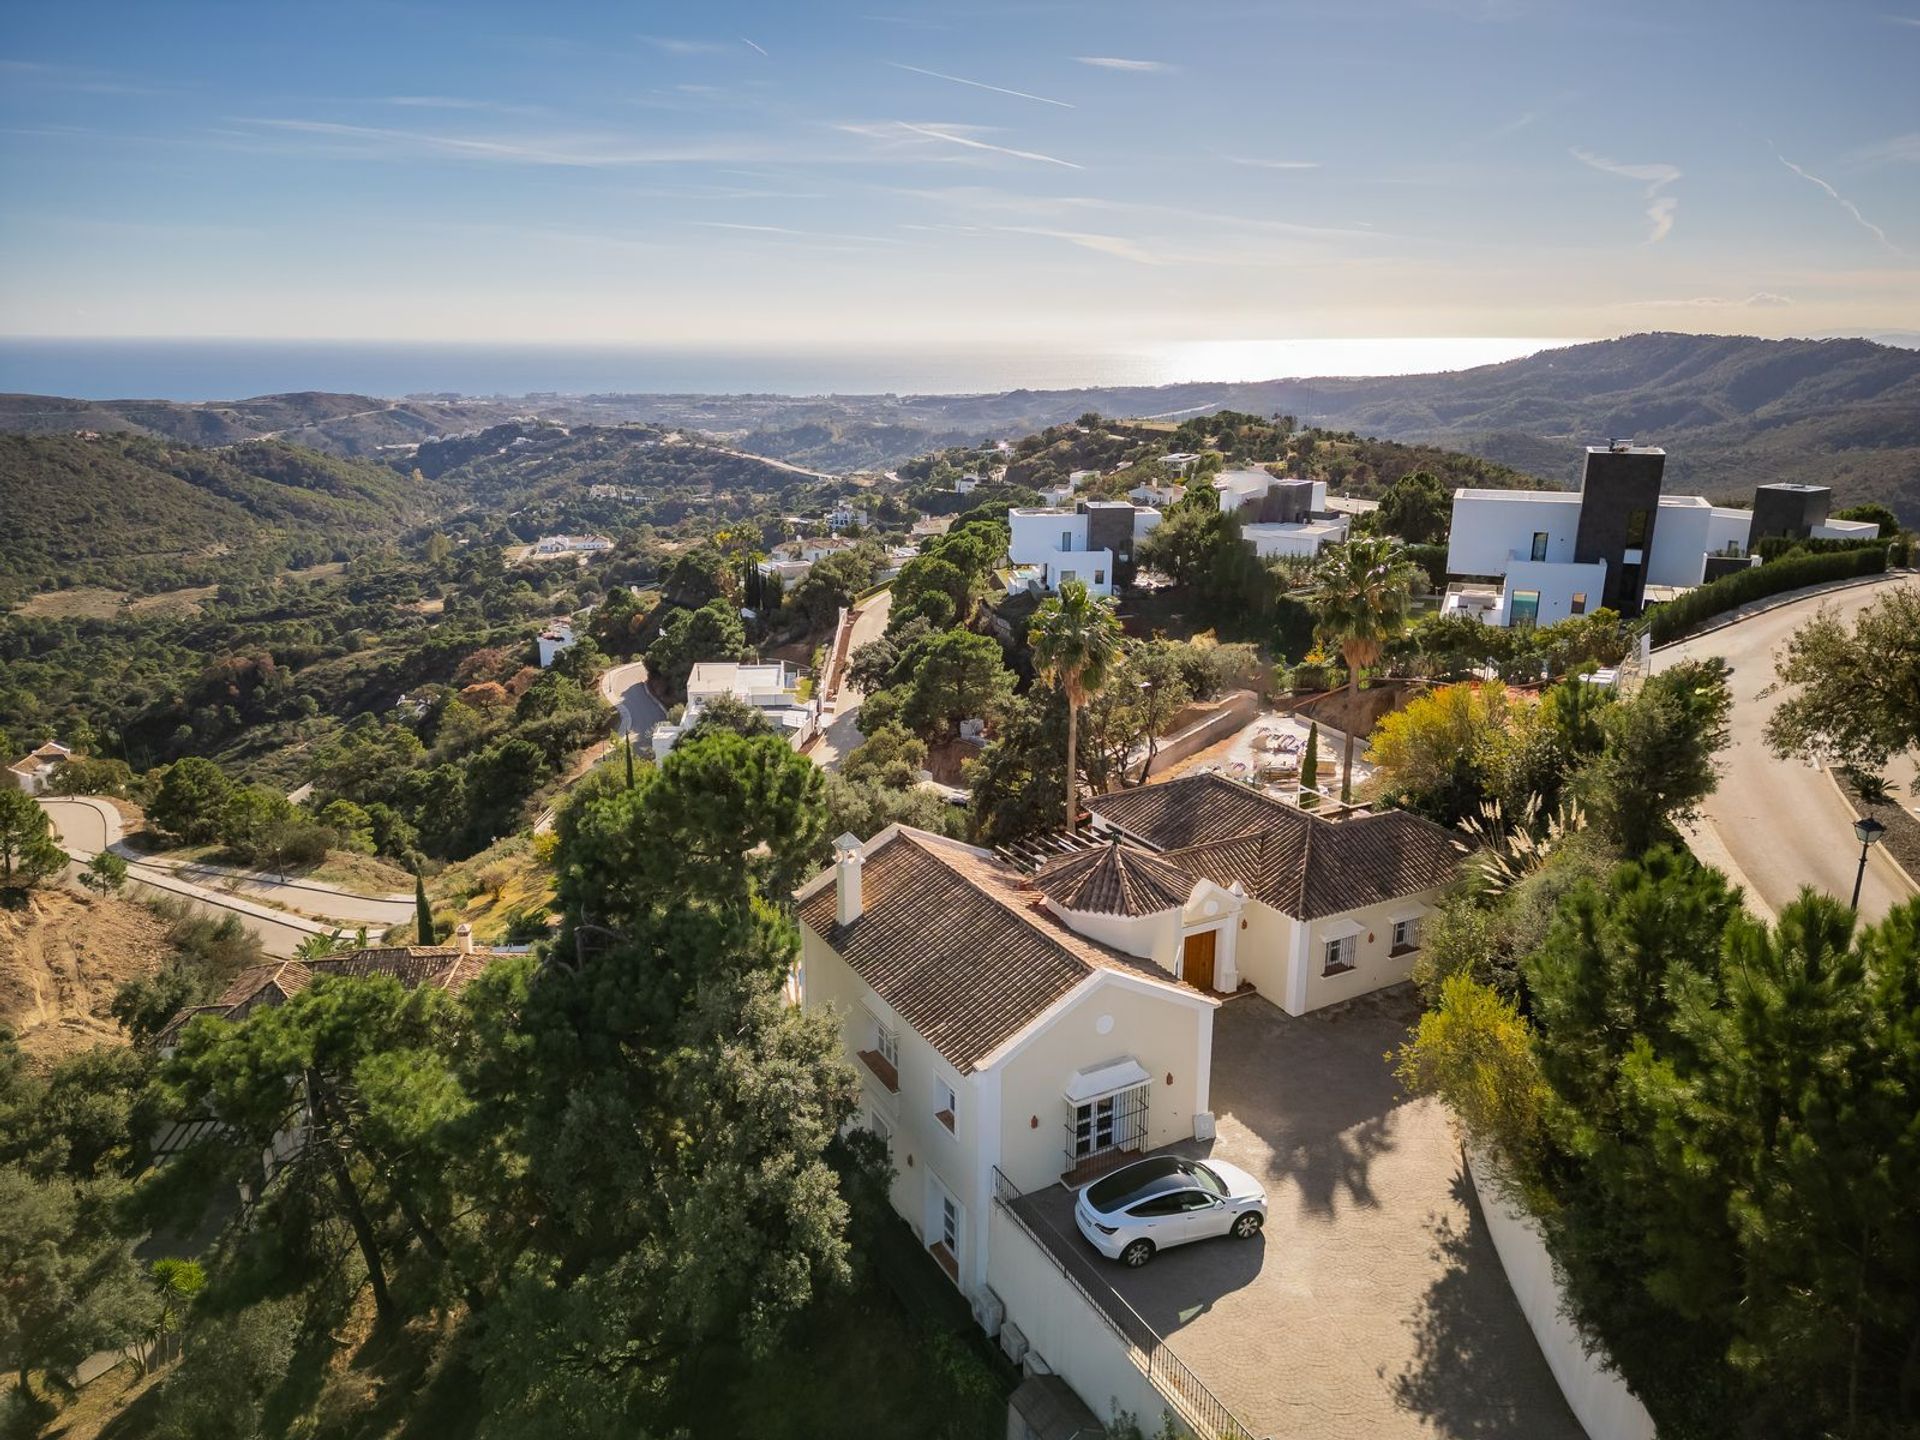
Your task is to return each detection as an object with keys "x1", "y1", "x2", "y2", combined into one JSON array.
[
  {"x1": 695, "y1": 221, "x2": 900, "y2": 245},
  {"x1": 1882, "y1": 13, "x2": 1920, "y2": 25},
  {"x1": 386, "y1": 95, "x2": 545, "y2": 117},
  {"x1": 1484, "y1": 110, "x2": 1537, "y2": 141},
  {"x1": 637, "y1": 35, "x2": 730, "y2": 56},
  {"x1": 1848, "y1": 132, "x2": 1920, "y2": 167},
  {"x1": 236, "y1": 117, "x2": 774, "y2": 168},
  {"x1": 0, "y1": 59, "x2": 173, "y2": 96},
  {"x1": 1226, "y1": 156, "x2": 1321, "y2": 171},
  {"x1": 1775, "y1": 150, "x2": 1903, "y2": 253},
  {"x1": 842, "y1": 120, "x2": 1082, "y2": 169},
  {"x1": 741, "y1": 38, "x2": 769, "y2": 57},
  {"x1": 1571, "y1": 148, "x2": 1682, "y2": 243},
  {"x1": 989, "y1": 225, "x2": 1165, "y2": 264},
  {"x1": 1631, "y1": 292, "x2": 1794, "y2": 309},
  {"x1": 1074, "y1": 56, "x2": 1169, "y2": 72},
  {"x1": 886, "y1": 62, "x2": 1074, "y2": 108}
]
